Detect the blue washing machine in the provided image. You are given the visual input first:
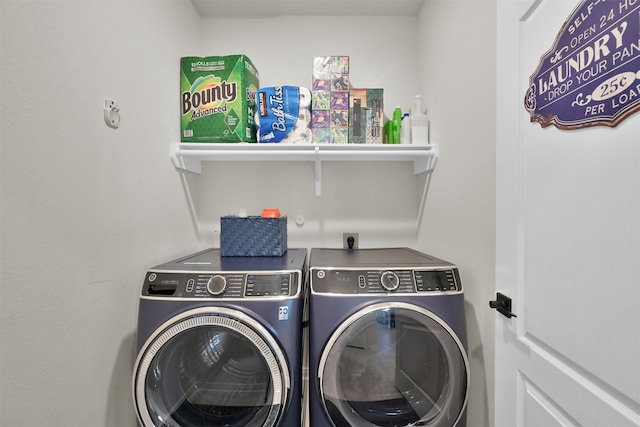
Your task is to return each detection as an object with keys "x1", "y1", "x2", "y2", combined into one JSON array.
[
  {"x1": 132, "y1": 248, "x2": 307, "y2": 427},
  {"x1": 308, "y1": 248, "x2": 469, "y2": 427}
]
